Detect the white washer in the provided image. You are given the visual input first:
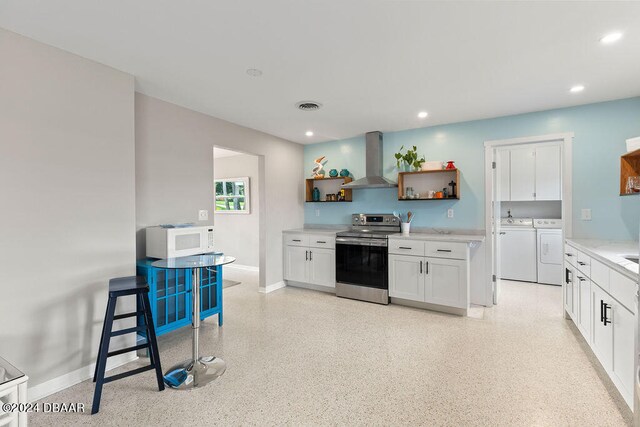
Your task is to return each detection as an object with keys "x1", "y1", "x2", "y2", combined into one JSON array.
[
  {"x1": 499, "y1": 218, "x2": 538, "y2": 282},
  {"x1": 535, "y1": 218, "x2": 563, "y2": 286}
]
